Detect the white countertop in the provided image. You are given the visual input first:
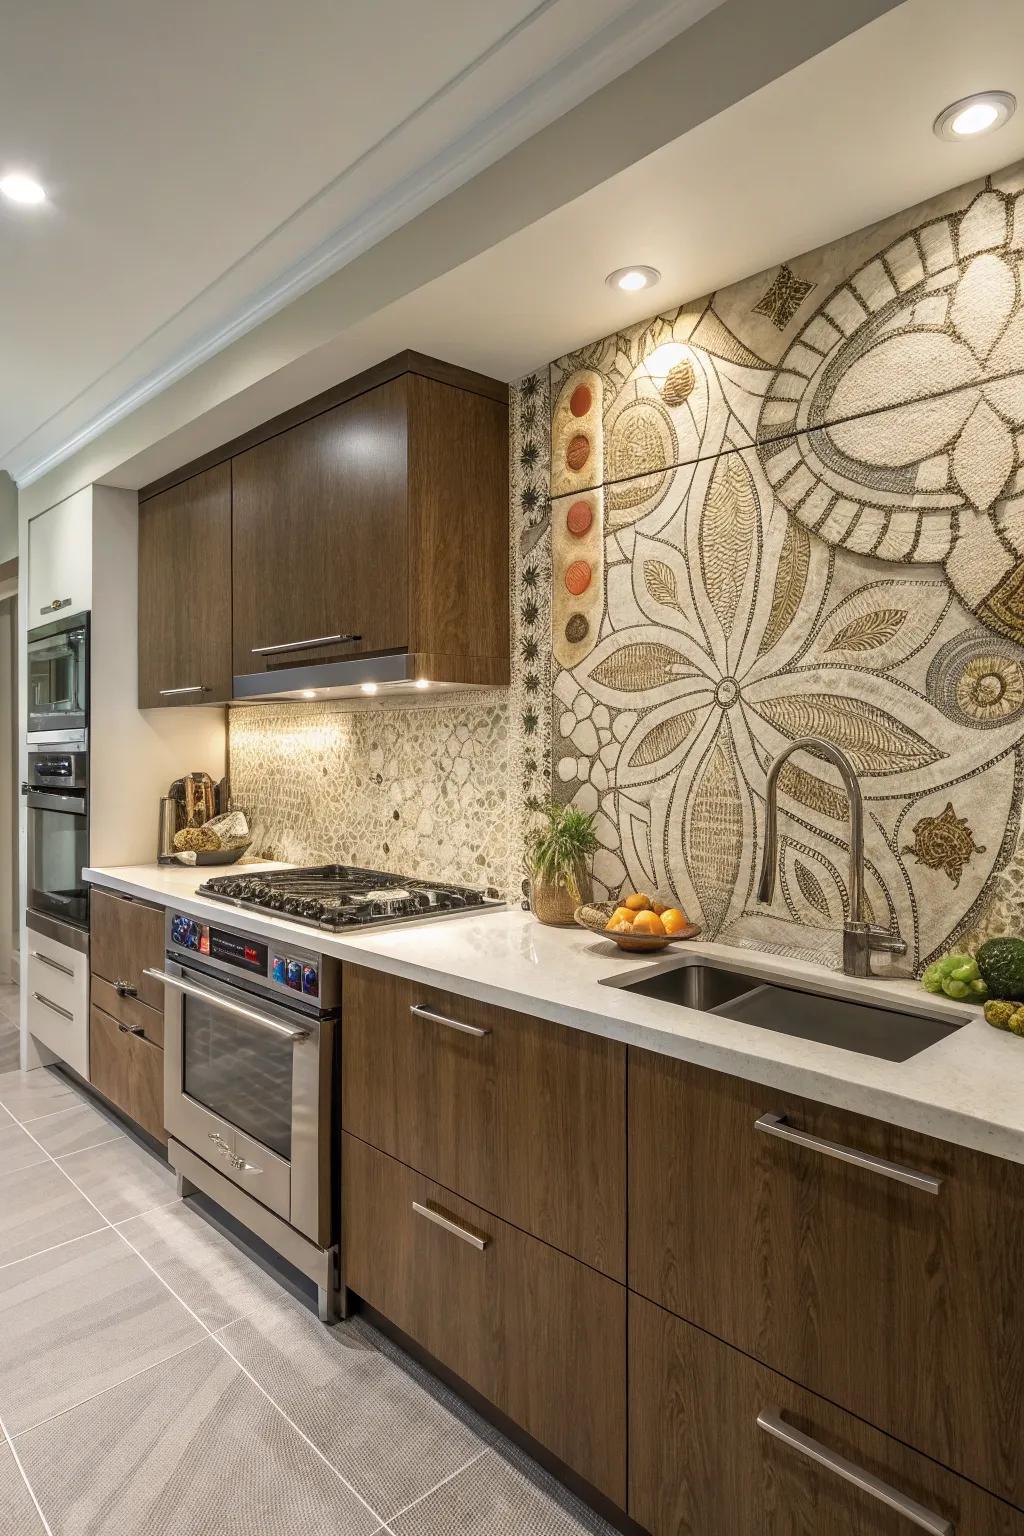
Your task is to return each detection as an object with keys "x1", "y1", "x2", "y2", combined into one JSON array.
[{"x1": 85, "y1": 862, "x2": 1024, "y2": 1166}]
